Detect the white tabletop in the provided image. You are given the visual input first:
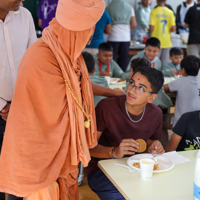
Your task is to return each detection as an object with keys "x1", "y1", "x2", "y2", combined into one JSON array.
[{"x1": 98, "y1": 150, "x2": 198, "y2": 200}]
